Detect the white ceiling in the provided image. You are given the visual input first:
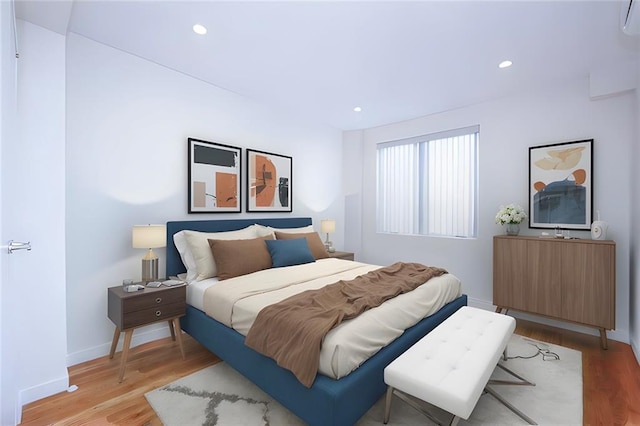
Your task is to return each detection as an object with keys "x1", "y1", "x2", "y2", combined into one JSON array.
[{"x1": 15, "y1": 0, "x2": 640, "y2": 131}]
